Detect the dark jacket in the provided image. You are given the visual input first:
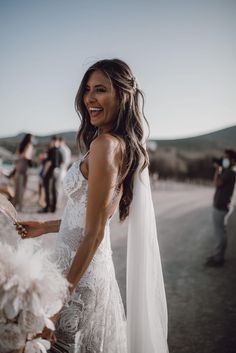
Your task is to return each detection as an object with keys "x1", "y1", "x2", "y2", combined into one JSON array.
[{"x1": 213, "y1": 168, "x2": 236, "y2": 211}]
